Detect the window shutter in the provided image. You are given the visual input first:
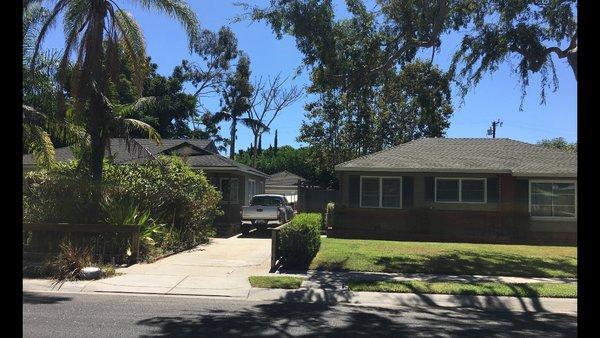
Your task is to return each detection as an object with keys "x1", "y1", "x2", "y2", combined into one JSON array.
[
  {"x1": 402, "y1": 176, "x2": 414, "y2": 208},
  {"x1": 348, "y1": 175, "x2": 360, "y2": 207},
  {"x1": 515, "y1": 179, "x2": 529, "y2": 212},
  {"x1": 424, "y1": 176, "x2": 434, "y2": 201},
  {"x1": 487, "y1": 177, "x2": 499, "y2": 203}
]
